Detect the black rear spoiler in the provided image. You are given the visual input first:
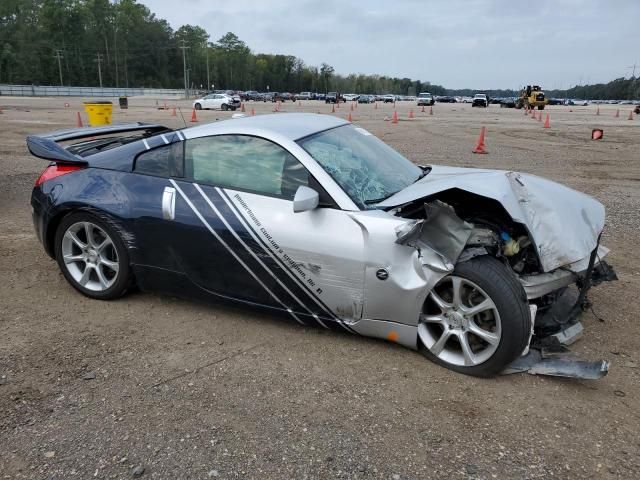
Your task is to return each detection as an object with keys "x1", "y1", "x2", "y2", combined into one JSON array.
[{"x1": 26, "y1": 122, "x2": 170, "y2": 164}]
